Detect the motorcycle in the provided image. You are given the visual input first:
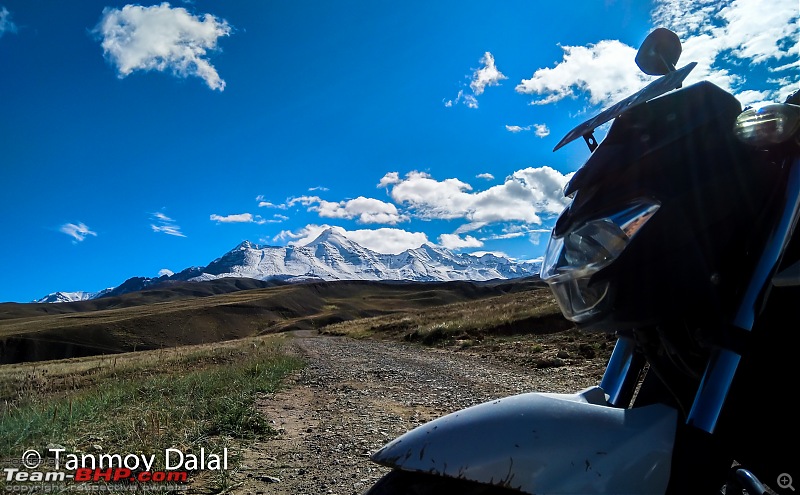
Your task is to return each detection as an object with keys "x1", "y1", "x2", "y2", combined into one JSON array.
[{"x1": 362, "y1": 28, "x2": 799, "y2": 494}]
